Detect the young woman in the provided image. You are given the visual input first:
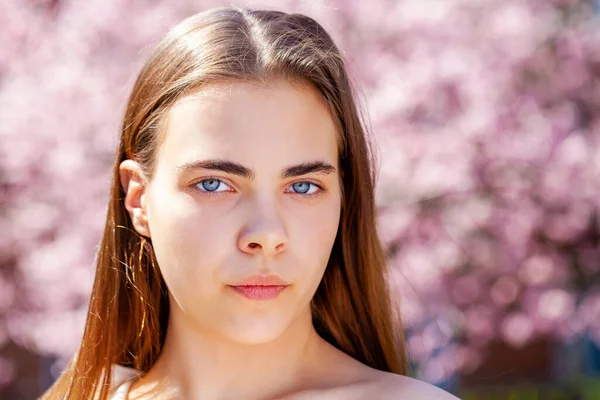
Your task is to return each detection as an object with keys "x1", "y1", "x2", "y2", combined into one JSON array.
[{"x1": 41, "y1": 6, "x2": 458, "y2": 400}]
